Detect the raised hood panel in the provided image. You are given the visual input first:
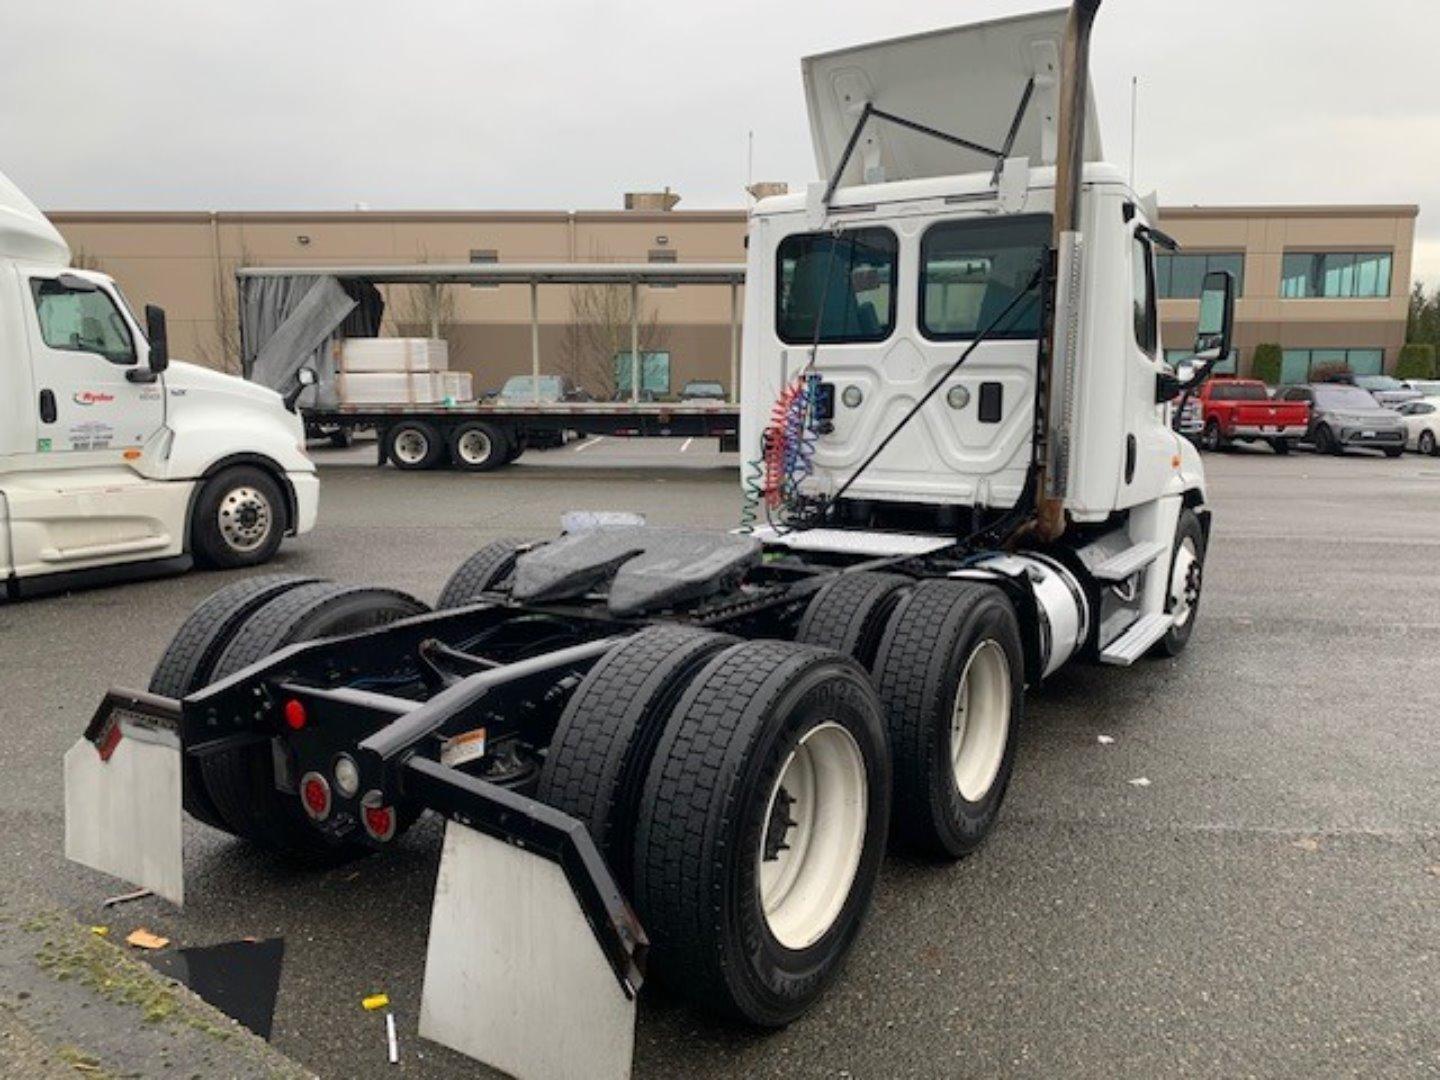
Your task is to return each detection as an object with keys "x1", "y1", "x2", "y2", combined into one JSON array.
[
  {"x1": 802, "y1": 8, "x2": 1102, "y2": 189},
  {"x1": 0, "y1": 169, "x2": 70, "y2": 265}
]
